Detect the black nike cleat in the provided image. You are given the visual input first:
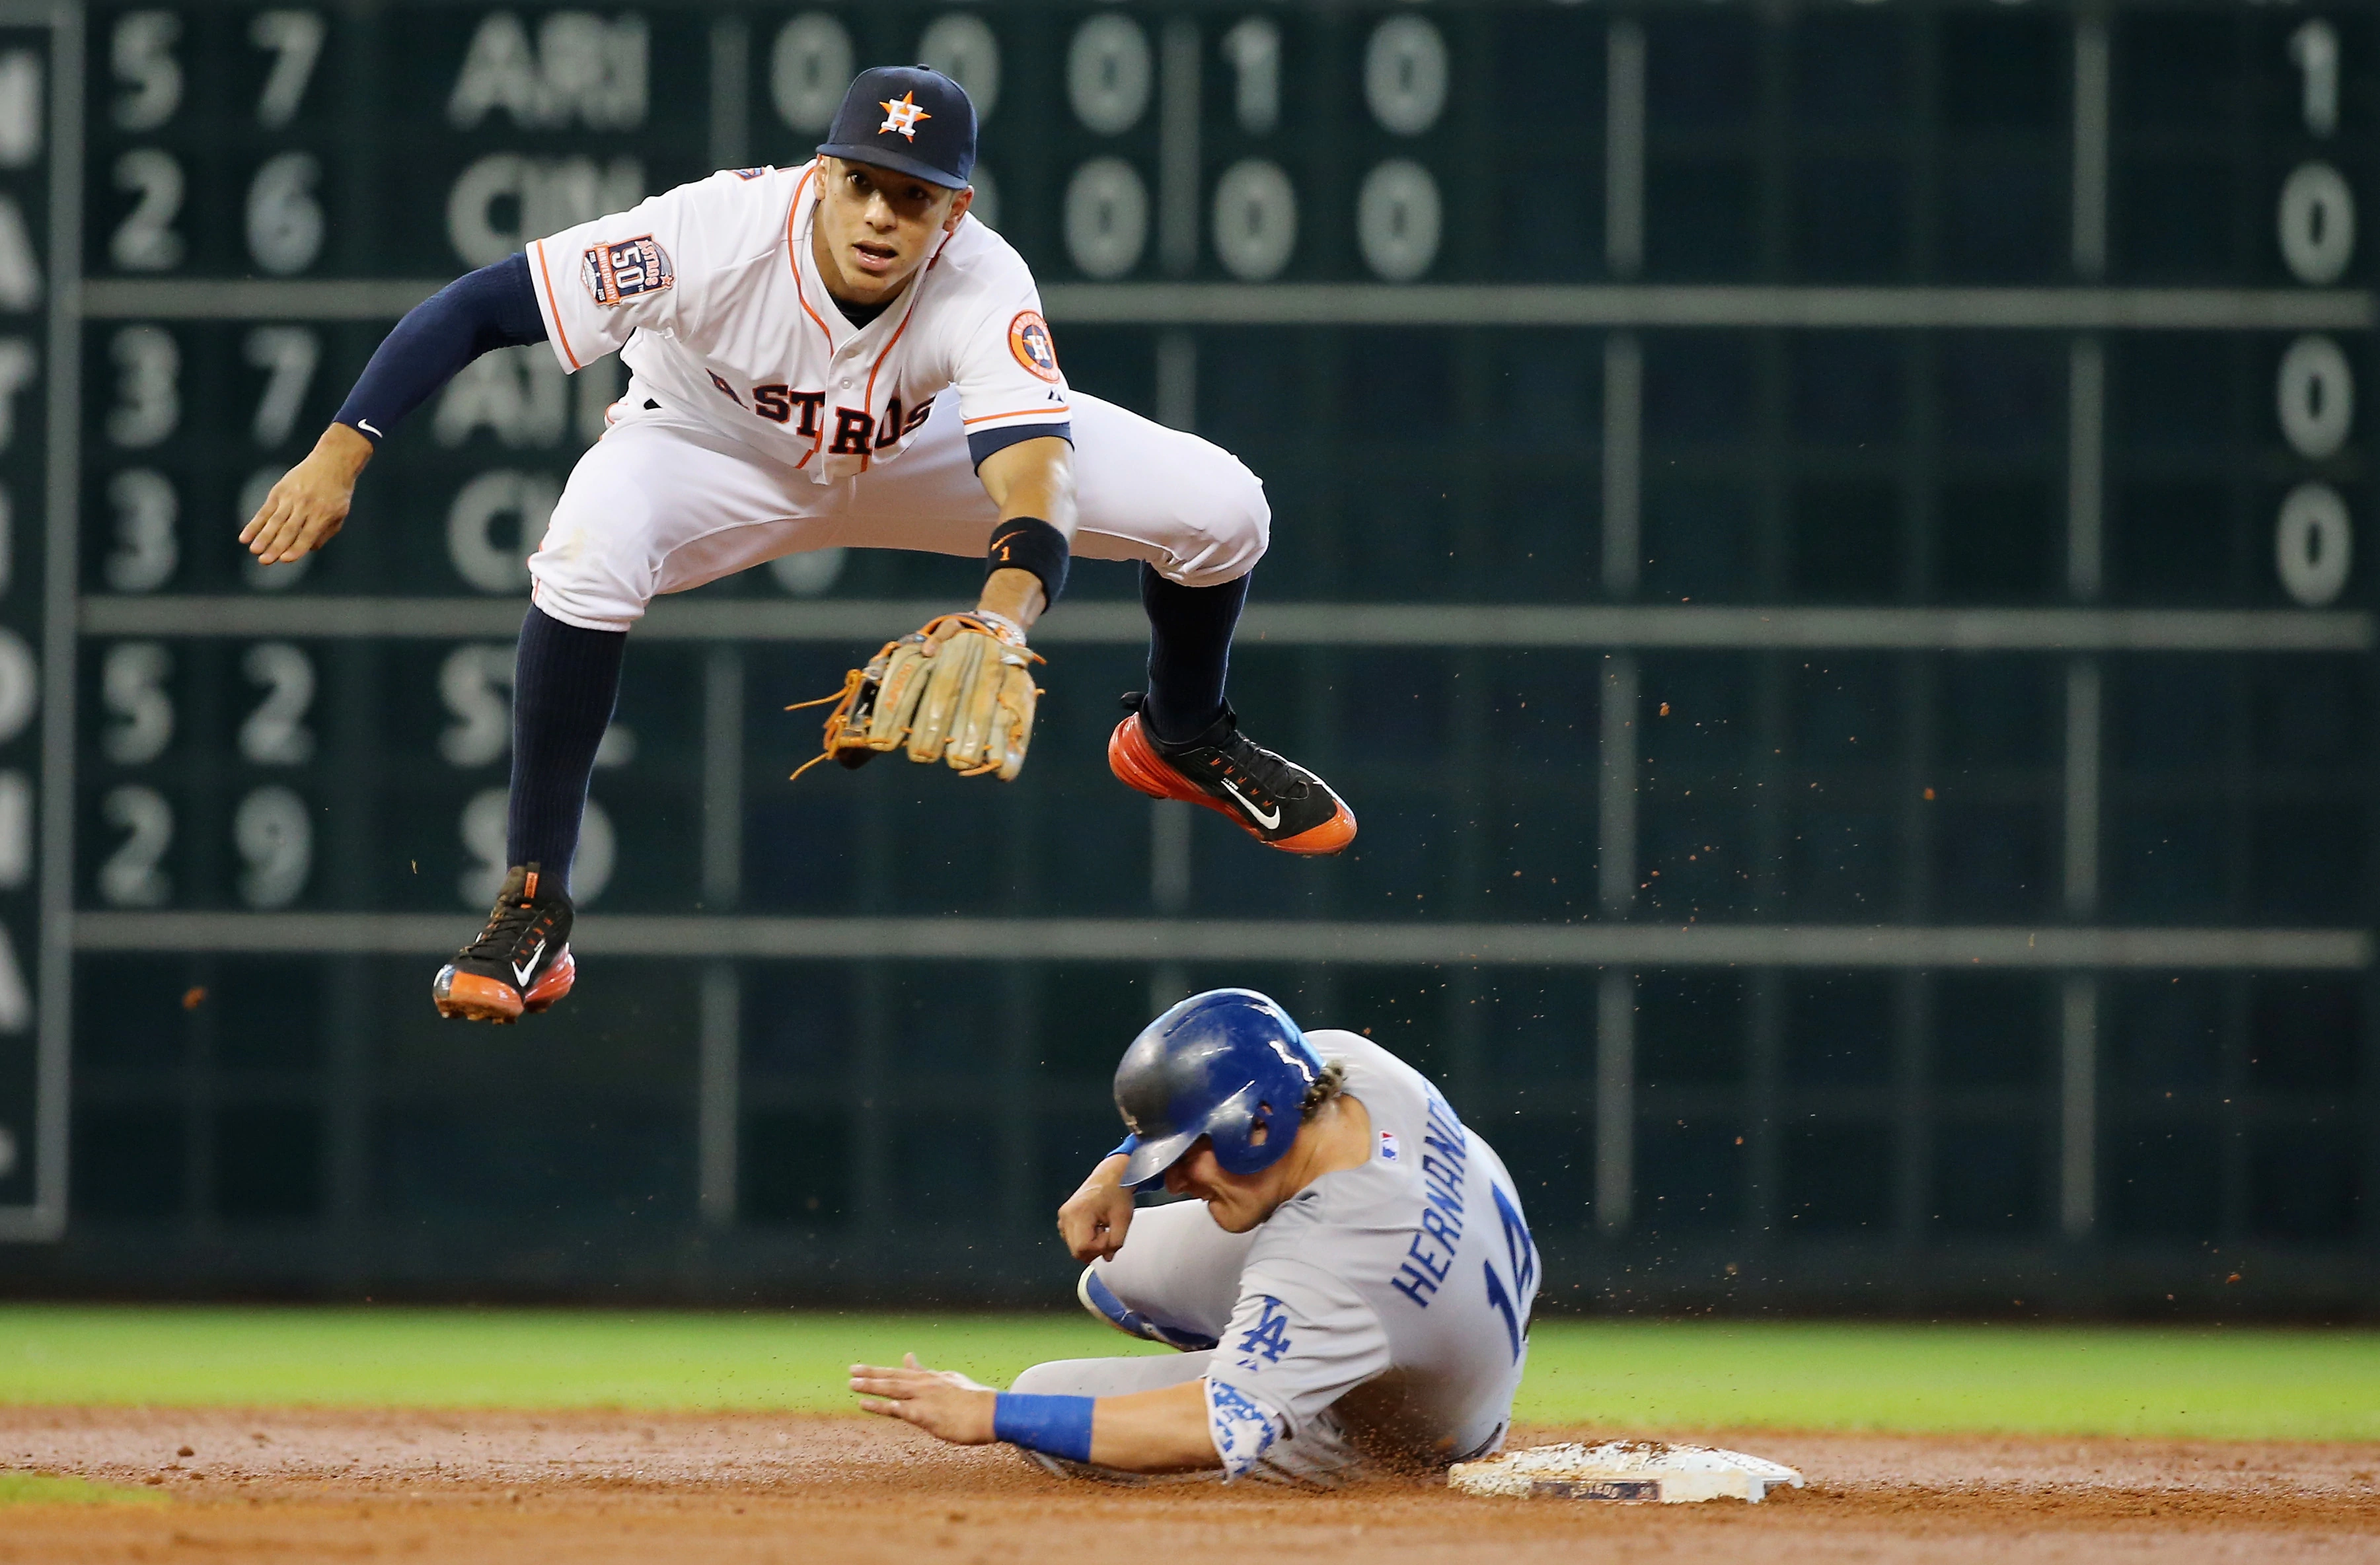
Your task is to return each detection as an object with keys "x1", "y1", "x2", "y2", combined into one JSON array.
[
  {"x1": 1107, "y1": 693, "x2": 1357, "y2": 855},
  {"x1": 432, "y1": 862, "x2": 576, "y2": 1023}
]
